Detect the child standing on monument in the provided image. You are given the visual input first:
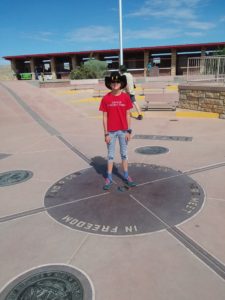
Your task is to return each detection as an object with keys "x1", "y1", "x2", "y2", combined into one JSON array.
[{"x1": 99, "y1": 71, "x2": 136, "y2": 190}]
